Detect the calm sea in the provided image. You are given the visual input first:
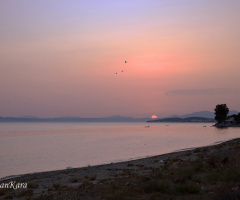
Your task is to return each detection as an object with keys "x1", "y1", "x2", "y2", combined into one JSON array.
[{"x1": 0, "y1": 122, "x2": 239, "y2": 179}]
